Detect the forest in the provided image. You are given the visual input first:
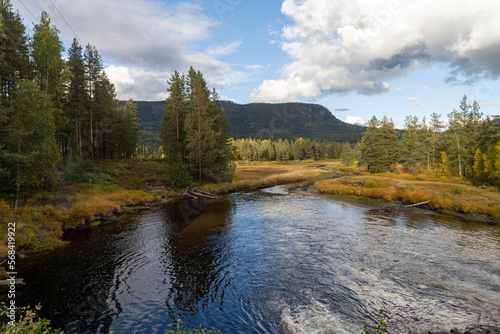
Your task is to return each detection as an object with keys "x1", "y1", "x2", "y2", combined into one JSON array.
[
  {"x1": 355, "y1": 97, "x2": 500, "y2": 187},
  {"x1": 2, "y1": 0, "x2": 500, "y2": 204},
  {"x1": 0, "y1": 2, "x2": 140, "y2": 206}
]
